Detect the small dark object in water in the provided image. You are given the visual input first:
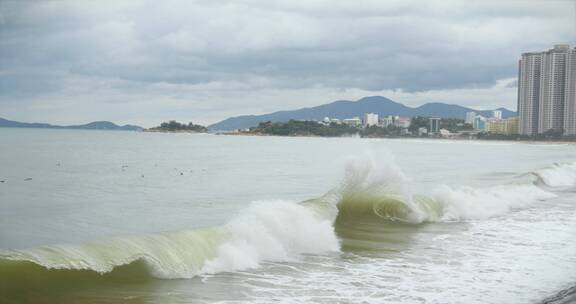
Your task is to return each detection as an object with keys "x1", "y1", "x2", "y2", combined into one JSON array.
[
  {"x1": 141, "y1": 174, "x2": 145, "y2": 178},
  {"x1": 180, "y1": 172, "x2": 184, "y2": 176},
  {"x1": 0, "y1": 180, "x2": 5, "y2": 183},
  {"x1": 24, "y1": 178, "x2": 32, "y2": 181}
]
